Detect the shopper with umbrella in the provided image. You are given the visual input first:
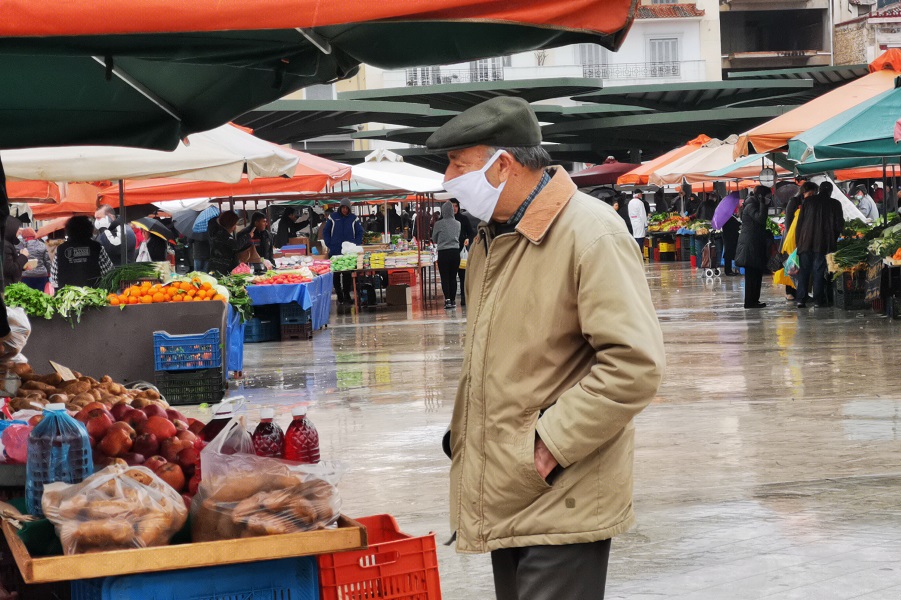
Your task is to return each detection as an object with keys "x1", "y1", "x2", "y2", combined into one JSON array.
[
  {"x1": 190, "y1": 206, "x2": 219, "y2": 272},
  {"x1": 132, "y1": 217, "x2": 174, "y2": 262}
]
